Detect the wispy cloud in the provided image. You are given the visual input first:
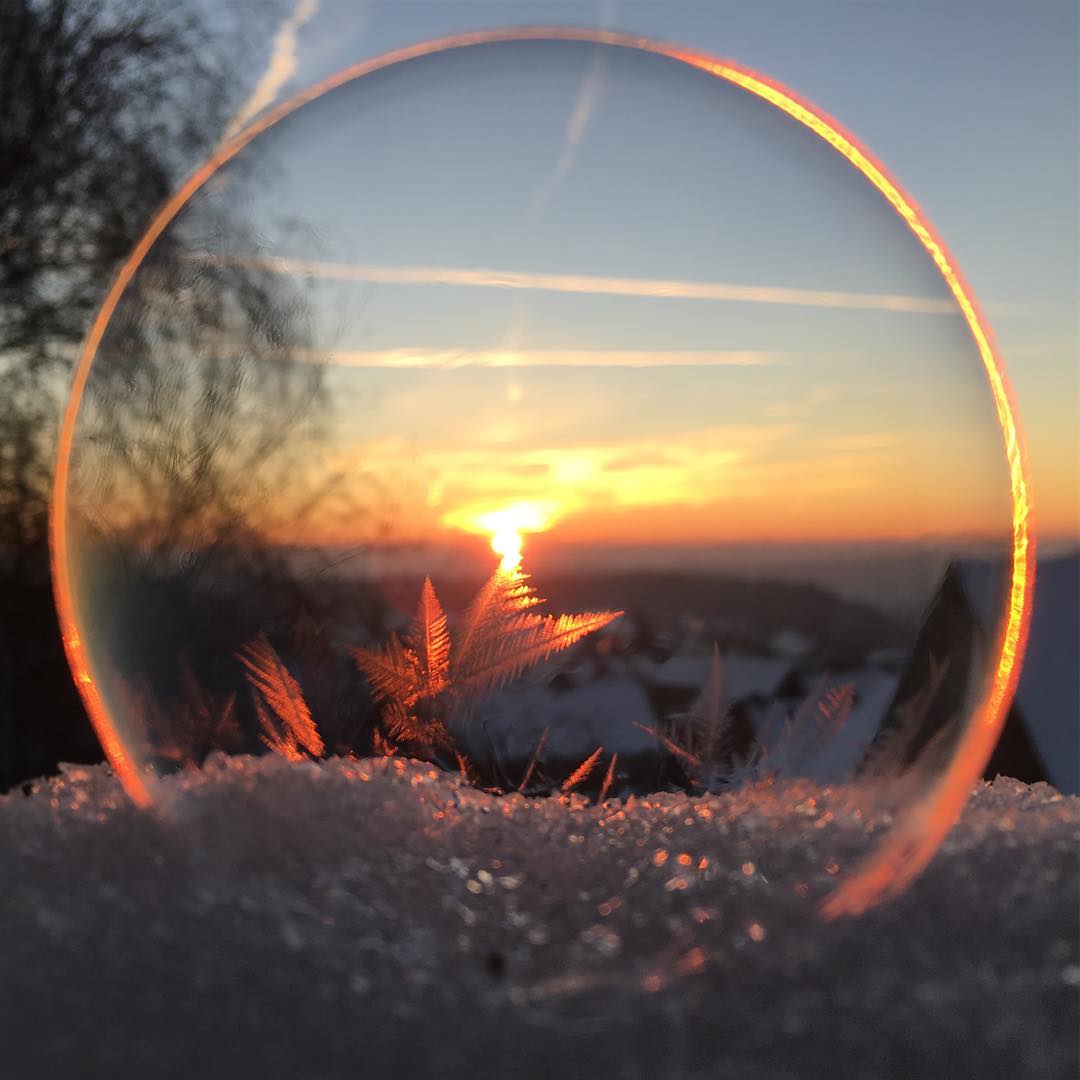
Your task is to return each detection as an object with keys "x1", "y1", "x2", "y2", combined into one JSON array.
[
  {"x1": 411, "y1": 427, "x2": 776, "y2": 522},
  {"x1": 206, "y1": 253, "x2": 956, "y2": 315},
  {"x1": 222, "y1": 0, "x2": 320, "y2": 141},
  {"x1": 337, "y1": 421, "x2": 906, "y2": 542},
  {"x1": 307, "y1": 347, "x2": 778, "y2": 369}
]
